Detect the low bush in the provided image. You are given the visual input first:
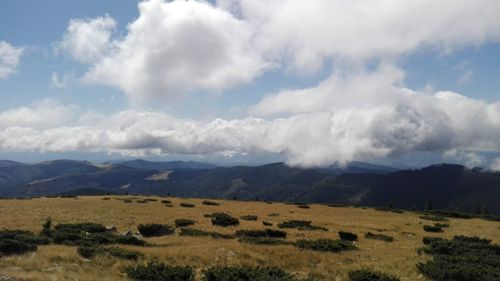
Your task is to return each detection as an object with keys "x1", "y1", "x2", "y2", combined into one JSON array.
[
  {"x1": 0, "y1": 239, "x2": 37, "y2": 256},
  {"x1": 298, "y1": 204, "x2": 310, "y2": 209},
  {"x1": 348, "y1": 269, "x2": 400, "y2": 281},
  {"x1": 238, "y1": 237, "x2": 290, "y2": 246},
  {"x1": 202, "y1": 200, "x2": 220, "y2": 206},
  {"x1": 427, "y1": 210, "x2": 473, "y2": 219},
  {"x1": 175, "y1": 219, "x2": 196, "y2": 227},
  {"x1": 364, "y1": 232, "x2": 394, "y2": 242},
  {"x1": 114, "y1": 235, "x2": 147, "y2": 246},
  {"x1": 423, "y1": 225, "x2": 442, "y2": 233},
  {"x1": 267, "y1": 213, "x2": 280, "y2": 217},
  {"x1": 179, "y1": 228, "x2": 233, "y2": 240},
  {"x1": 277, "y1": 220, "x2": 327, "y2": 231},
  {"x1": 102, "y1": 197, "x2": 111, "y2": 200},
  {"x1": 295, "y1": 238, "x2": 357, "y2": 252},
  {"x1": 434, "y1": 223, "x2": 449, "y2": 228},
  {"x1": 123, "y1": 199, "x2": 132, "y2": 203},
  {"x1": 144, "y1": 198, "x2": 158, "y2": 202},
  {"x1": 328, "y1": 204, "x2": 347, "y2": 208},
  {"x1": 164, "y1": 203, "x2": 174, "y2": 207},
  {"x1": 422, "y1": 237, "x2": 444, "y2": 245},
  {"x1": 125, "y1": 261, "x2": 195, "y2": 281},
  {"x1": 203, "y1": 266, "x2": 296, "y2": 281},
  {"x1": 137, "y1": 224, "x2": 175, "y2": 237},
  {"x1": 419, "y1": 215, "x2": 449, "y2": 222},
  {"x1": 240, "y1": 215, "x2": 258, "y2": 221},
  {"x1": 55, "y1": 222, "x2": 106, "y2": 233},
  {"x1": 417, "y1": 235, "x2": 500, "y2": 281},
  {"x1": 211, "y1": 213, "x2": 239, "y2": 227},
  {"x1": 262, "y1": 221, "x2": 273, "y2": 226},
  {"x1": 339, "y1": 231, "x2": 358, "y2": 241},
  {"x1": 136, "y1": 200, "x2": 148, "y2": 203},
  {"x1": 235, "y1": 229, "x2": 287, "y2": 239},
  {"x1": 180, "y1": 202, "x2": 195, "y2": 208},
  {"x1": 160, "y1": 200, "x2": 172, "y2": 204}
]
